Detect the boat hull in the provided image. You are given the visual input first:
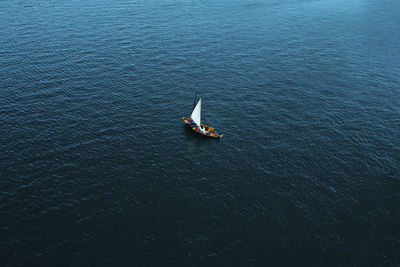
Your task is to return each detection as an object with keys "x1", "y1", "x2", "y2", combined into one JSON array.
[{"x1": 182, "y1": 117, "x2": 222, "y2": 138}]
